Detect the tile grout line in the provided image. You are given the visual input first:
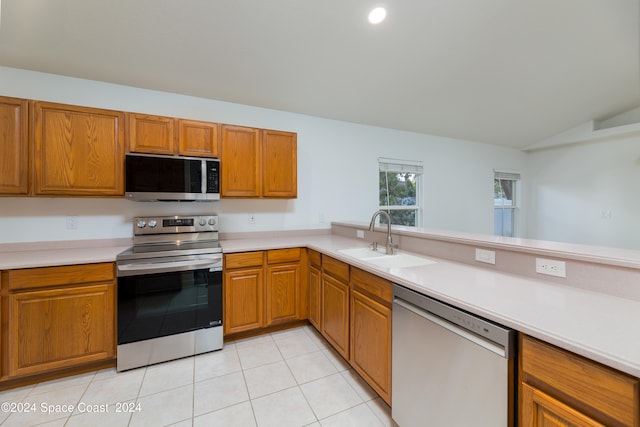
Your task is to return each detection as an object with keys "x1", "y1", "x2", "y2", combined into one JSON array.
[
  {"x1": 234, "y1": 339, "x2": 259, "y2": 427},
  {"x1": 273, "y1": 329, "x2": 321, "y2": 426}
]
